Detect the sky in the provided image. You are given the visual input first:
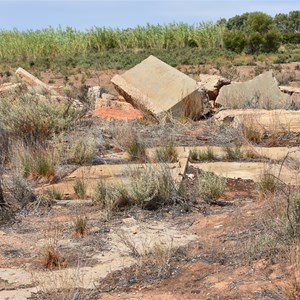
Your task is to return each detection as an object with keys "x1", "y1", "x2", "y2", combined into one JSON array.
[{"x1": 0, "y1": 0, "x2": 299, "y2": 31}]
